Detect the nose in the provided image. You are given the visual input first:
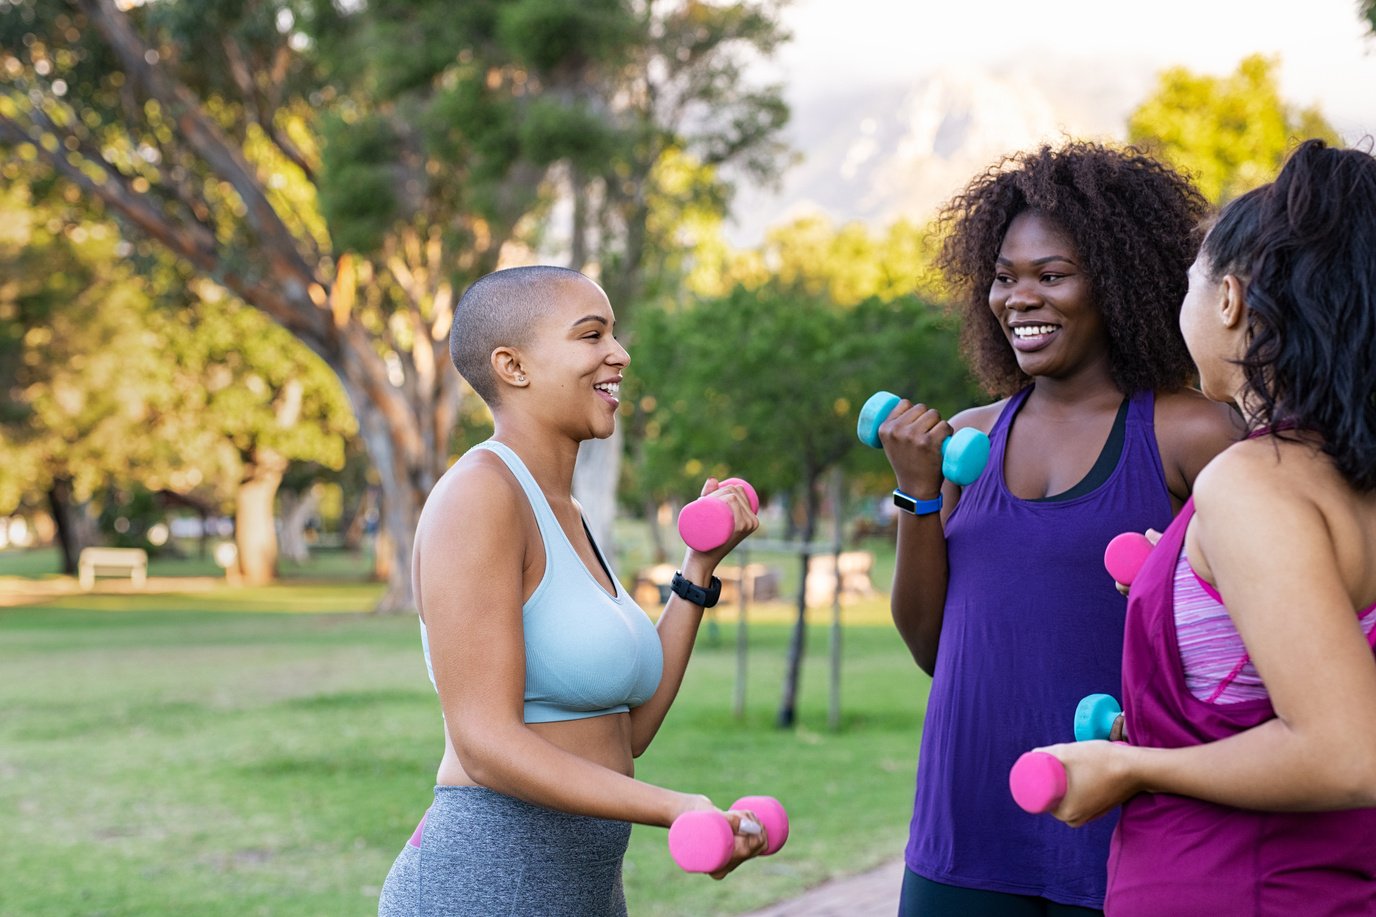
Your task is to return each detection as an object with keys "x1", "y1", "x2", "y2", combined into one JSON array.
[
  {"x1": 610, "y1": 337, "x2": 630, "y2": 368},
  {"x1": 1004, "y1": 277, "x2": 1042, "y2": 311}
]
